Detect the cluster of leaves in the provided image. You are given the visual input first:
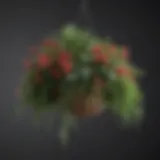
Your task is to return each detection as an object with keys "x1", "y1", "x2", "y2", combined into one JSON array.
[{"x1": 20, "y1": 24, "x2": 144, "y2": 124}]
